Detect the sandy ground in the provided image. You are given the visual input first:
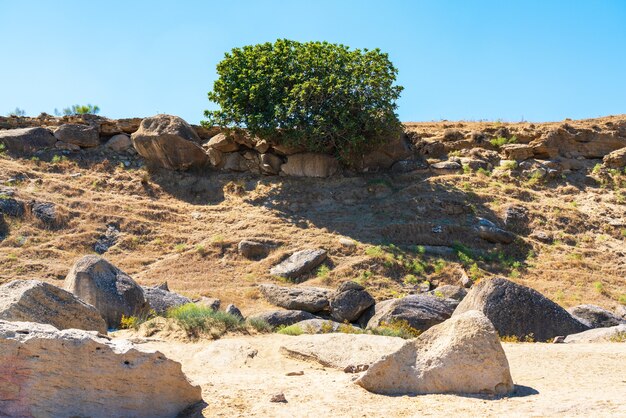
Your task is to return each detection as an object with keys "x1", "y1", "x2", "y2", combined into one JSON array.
[{"x1": 132, "y1": 335, "x2": 626, "y2": 417}]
